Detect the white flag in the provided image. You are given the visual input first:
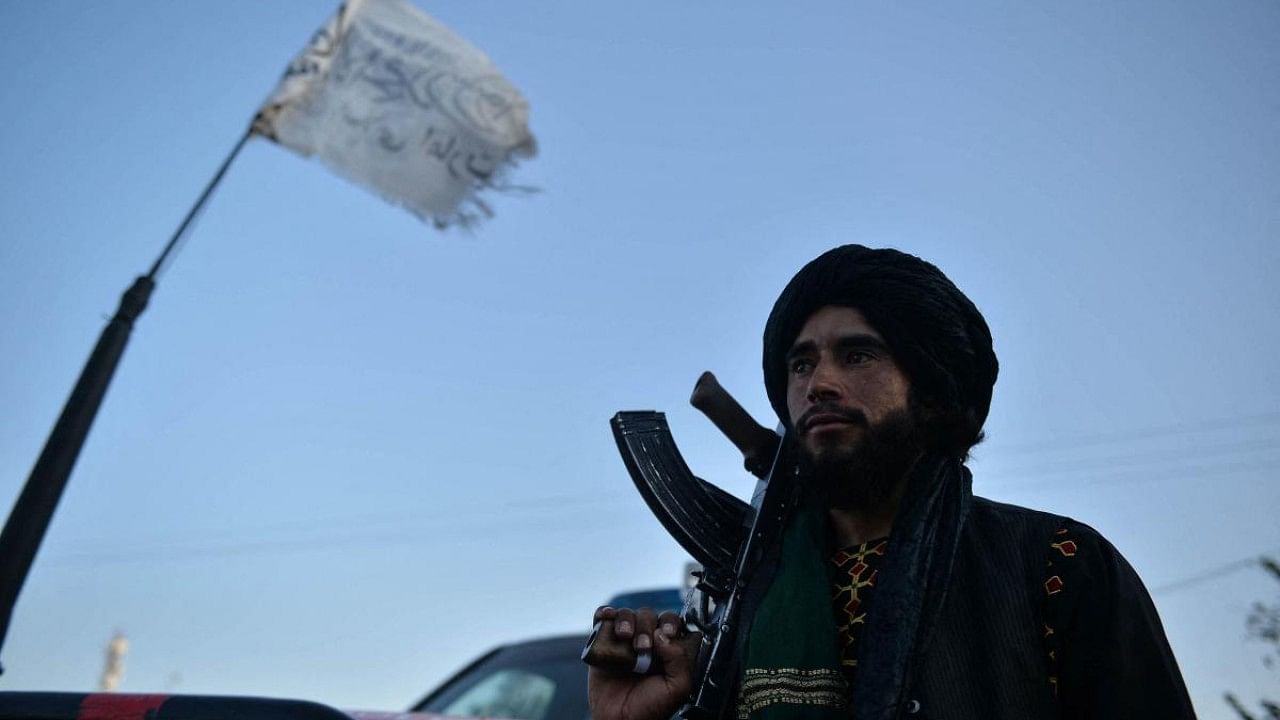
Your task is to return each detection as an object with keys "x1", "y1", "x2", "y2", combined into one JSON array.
[{"x1": 254, "y1": 0, "x2": 536, "y2": 227}]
